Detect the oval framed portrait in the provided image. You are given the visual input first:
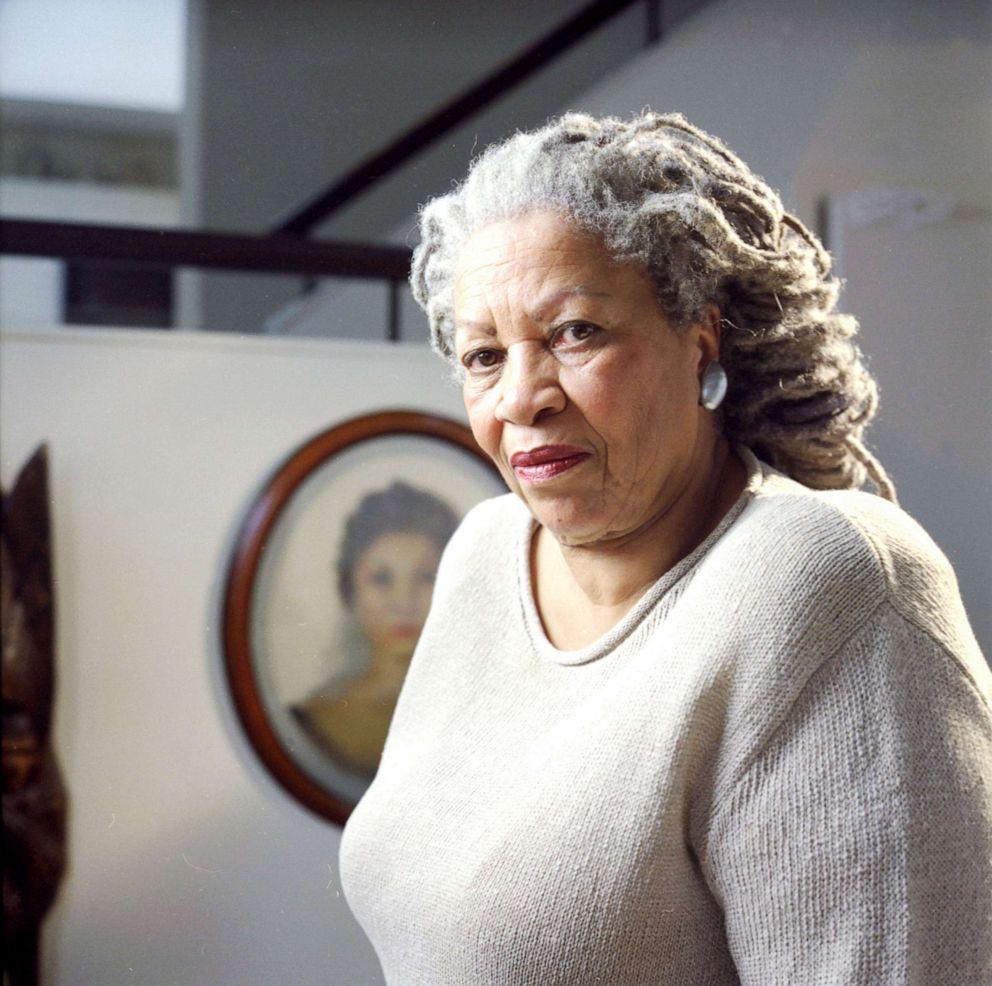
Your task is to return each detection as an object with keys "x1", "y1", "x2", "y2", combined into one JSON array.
[{"x1": 222, "y1": 410, "x2": 505, "y2": 825}]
